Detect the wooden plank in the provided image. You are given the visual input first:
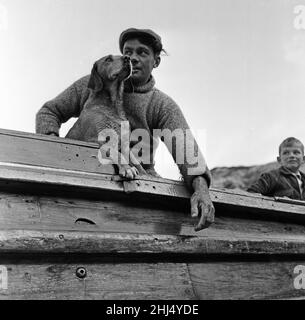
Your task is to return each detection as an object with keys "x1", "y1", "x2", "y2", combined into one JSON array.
[
  {"x1": 211, "y1": 188, "x2": 305, "y2": 214},
  {"x1": 1, "y1": 192, "x2": 305, "y2": 242},
  {"x1": 0, "y1": 128, "x2": 181, "y2": 184},
  {"x1": 1, "y1": 229, "x2": 305, "y2": 255},
  {"x1": 188, "y1": 261, "x2": 305, "y2": 300},
  {"x1": 0, "y1": 262, "x2": 194, "y2": 300},
  {"x1": 0, "y1": 128, "x2": 100, "y2": 147},
  {"x1": 0, "y1": 162, "x2": 122, "y2": 193},
  {"x1": 0, "y1": 192, "x2": 189, "y2": 234},
  {"x1": 1, "y1": 162, "x2": 305, "y2": 224},
  {"x1": 1, "y1": 256, "x2": 305, "y2": 299},
  {"x1": 0, "y1": 130, "x2": 115, "y2": 175},
  {"x1": 122, "y1": 180, "x2": 305, "y2": 219}
]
